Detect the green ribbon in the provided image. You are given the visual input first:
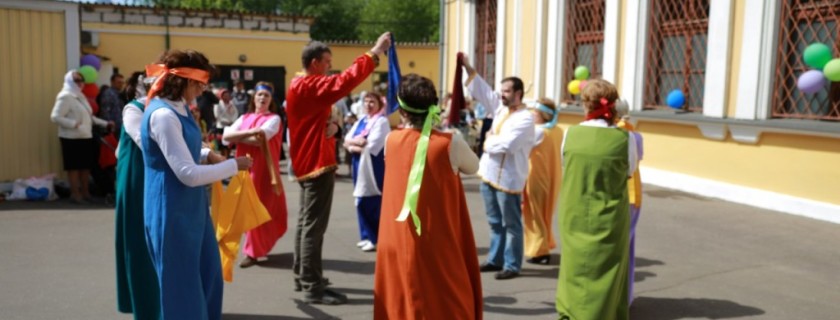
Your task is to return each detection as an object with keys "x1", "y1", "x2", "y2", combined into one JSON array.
[{"x1": 395, "y1": 98, "x2": 441, "y2": 236}]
